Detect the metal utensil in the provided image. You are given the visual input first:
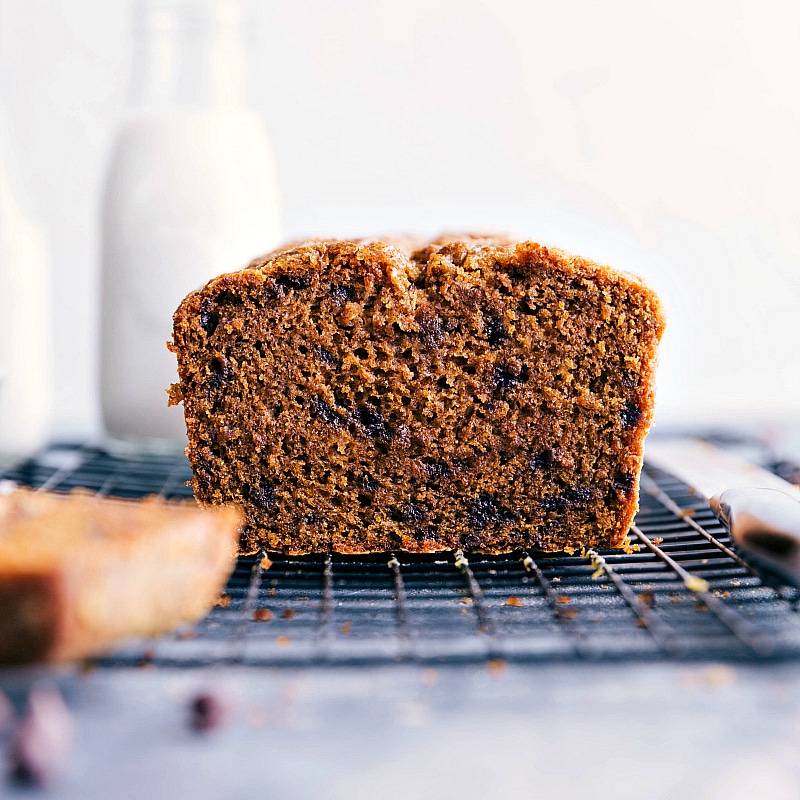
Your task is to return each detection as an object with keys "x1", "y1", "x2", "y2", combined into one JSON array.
[{"x1": 645, "y1": 438, "x2": 800, "y2": 587}]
